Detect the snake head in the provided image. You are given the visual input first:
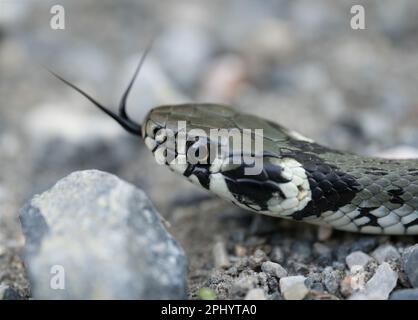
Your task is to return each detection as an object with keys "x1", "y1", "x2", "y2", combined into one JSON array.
[{"x1": 142, "y1": 103, "x2": 312, "y2": 216}]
